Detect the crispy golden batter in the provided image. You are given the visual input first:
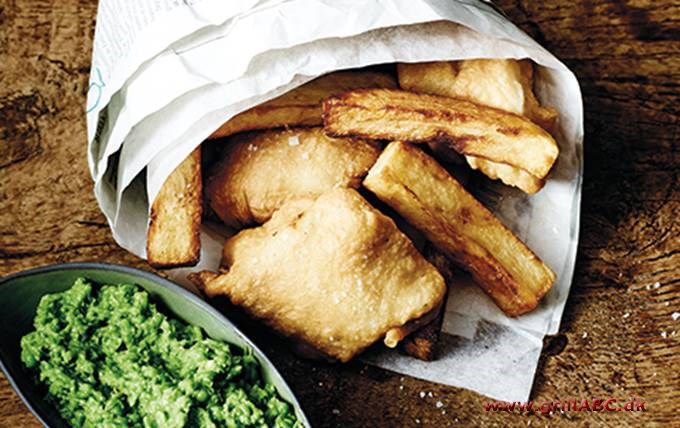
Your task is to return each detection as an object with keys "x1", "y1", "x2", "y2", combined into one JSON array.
[
  {"x1": 465, "y1": 155, "x2": 545, "y2": 194},
  {"x1": 146, "y1": 148, "x2": 202, "y2": 268},
  {"x1": 363, "y1": 142, "x2": 555, "y2": 316},
  {"x1": 209, "y1": 71, "x2": 396, "y2": 139},
  {"x1": 397, "y1": 60, "x2": 557, "y2": 193},
  {"x1": 323, "y1": 88, "x2": 559, "y2": 180},
  {"x1": 205, "y1": 127, "x2": 381, "y2": 228},
  {"x1": 422, "y1": 142, "x2": 545, "y2": 193},
  {"x1": 192, "y1": 188, "x2": 446, "y2": 362}
]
